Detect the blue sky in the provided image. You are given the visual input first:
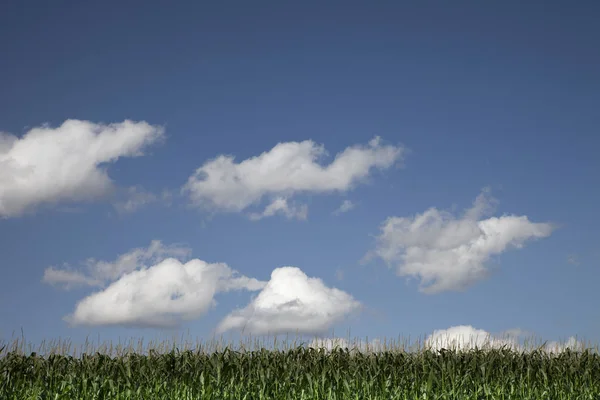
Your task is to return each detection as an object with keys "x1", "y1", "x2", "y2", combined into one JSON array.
[{"x1": 1, "y1": 1, "x2": 599, "y2": 354}]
